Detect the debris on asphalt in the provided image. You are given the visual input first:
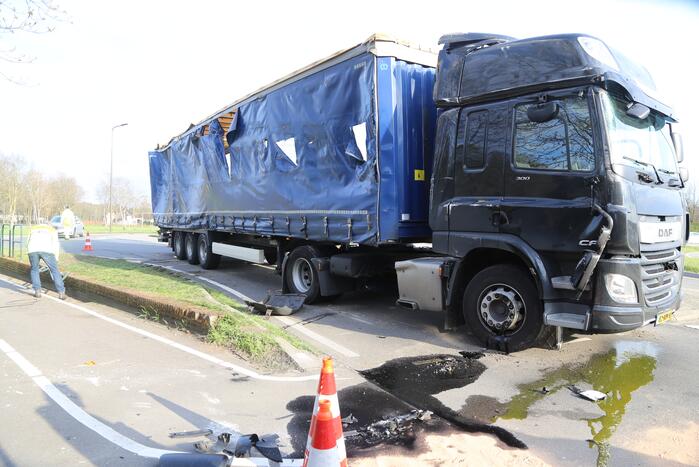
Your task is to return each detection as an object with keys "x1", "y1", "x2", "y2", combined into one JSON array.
[
  {"x1": 569, "y1": 385, "x2": 607, "y2": 402},
  {"x1": 344, "y1": 410, "x2": 433, "y2": 447},
  {"x1": 533, "y1": 386, "x2": 550, "y2": 395},
  {"x1": 192, "y1": 430, "x2": 283, "y2": 462},
  {"x1": 168, "y1": 428, "x2": 213, "y2": 438},
  {"x1": 459, "y1": 351, "x2": 485, "y2": 359},
  {"x1": 361, "y1": 354, "x2": 526, "y2": 449},
  {"x1": 342, "y1": 413, "x2": 358, "y2": 426},
  {"x1": 83, "y1": 360, "x2": 96, "y2": 366},
  {"x1": 245, "y1": 292, "x2": 305, "y2": 316}
]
